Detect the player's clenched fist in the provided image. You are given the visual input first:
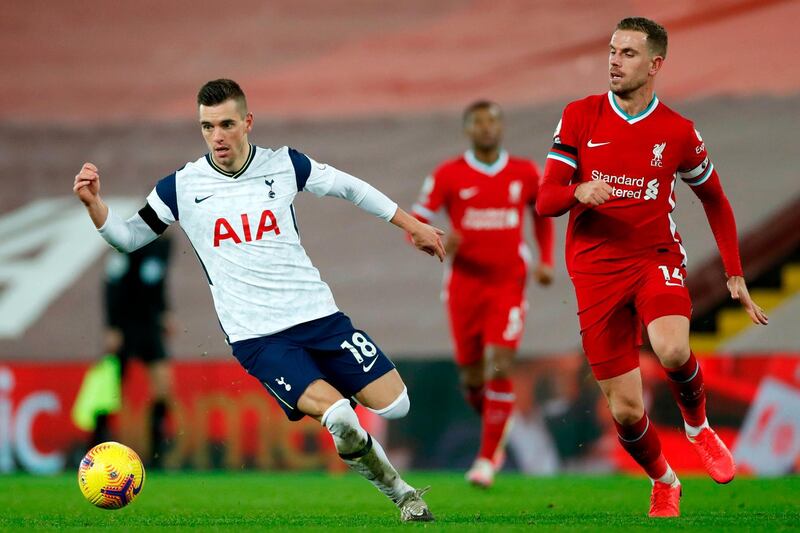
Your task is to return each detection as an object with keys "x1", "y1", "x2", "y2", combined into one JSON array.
[
  {"x1": 73, "y1": 162, "x2": 101, "y2": 206},
  {"x1": 574, "y1": 180, "x2": 612, "y2": 207}
]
